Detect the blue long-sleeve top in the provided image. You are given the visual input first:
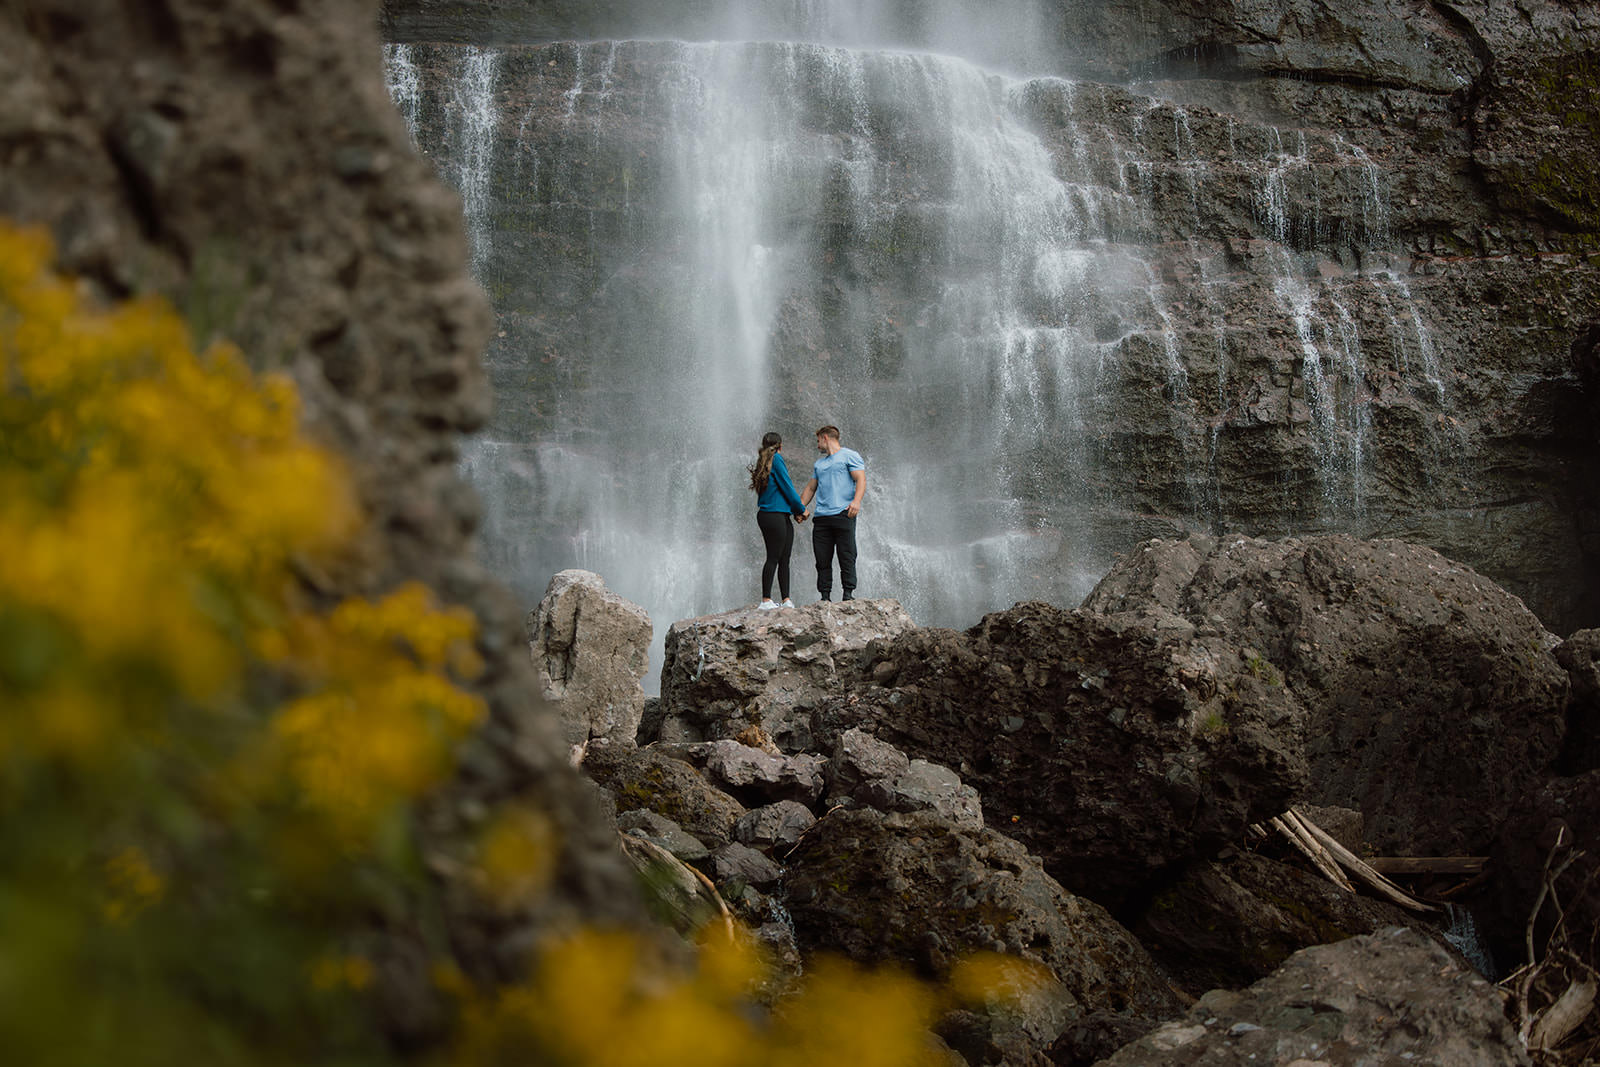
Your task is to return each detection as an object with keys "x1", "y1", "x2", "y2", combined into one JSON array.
[{"x1": 757, "y1": 452, "x2": 806, "y2": 515}]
